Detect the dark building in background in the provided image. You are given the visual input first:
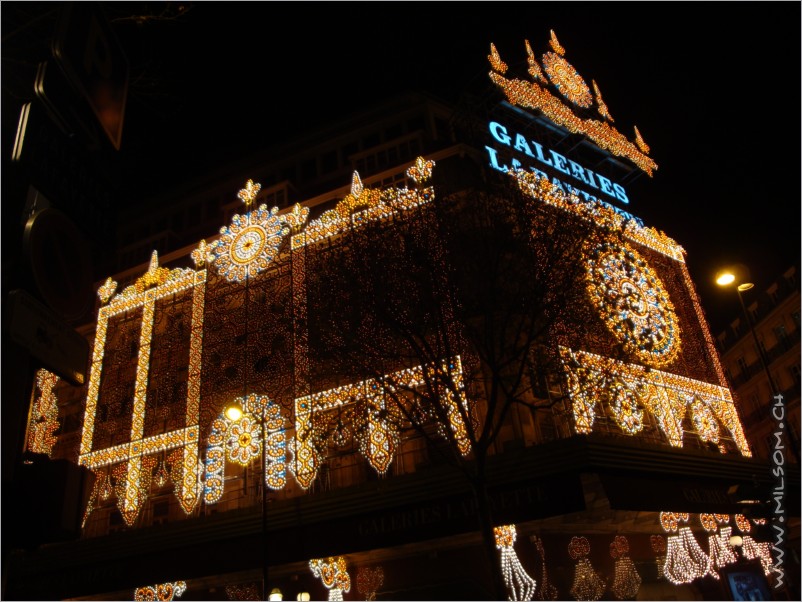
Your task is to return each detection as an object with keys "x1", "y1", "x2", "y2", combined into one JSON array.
[
  {"x1": 4, "y1": 27, "x2": 800, "y2": 602},
  {"x1": 715, "y1": 266, "x2": 801, "y2": 463}
]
